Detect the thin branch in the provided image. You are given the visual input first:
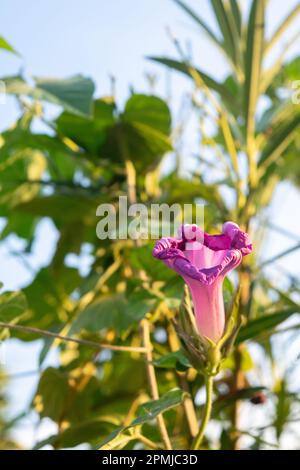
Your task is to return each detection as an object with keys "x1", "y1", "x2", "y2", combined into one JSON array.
[
  {"x1": 141, "y1": 319, "x2": 173, "y2": 450},
  {"x1": 0, "y1": 322, "x2": 148, "y2": 354},
  {"x1": 267, "y1": 222, "x2": 300, "y2": 242},
  {"x1": 259, "y1": 242, "x2": 300, "y2": 269}
]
